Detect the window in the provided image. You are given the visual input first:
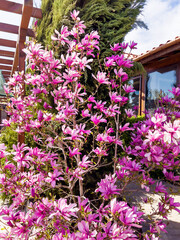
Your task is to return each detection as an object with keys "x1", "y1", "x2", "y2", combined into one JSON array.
[
  {"x1": 145, "y1": 65, "x2": 177, "y2": 111},
  {"x1": 129, "y1": 76, "x2": 141, "y2": 114}
]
